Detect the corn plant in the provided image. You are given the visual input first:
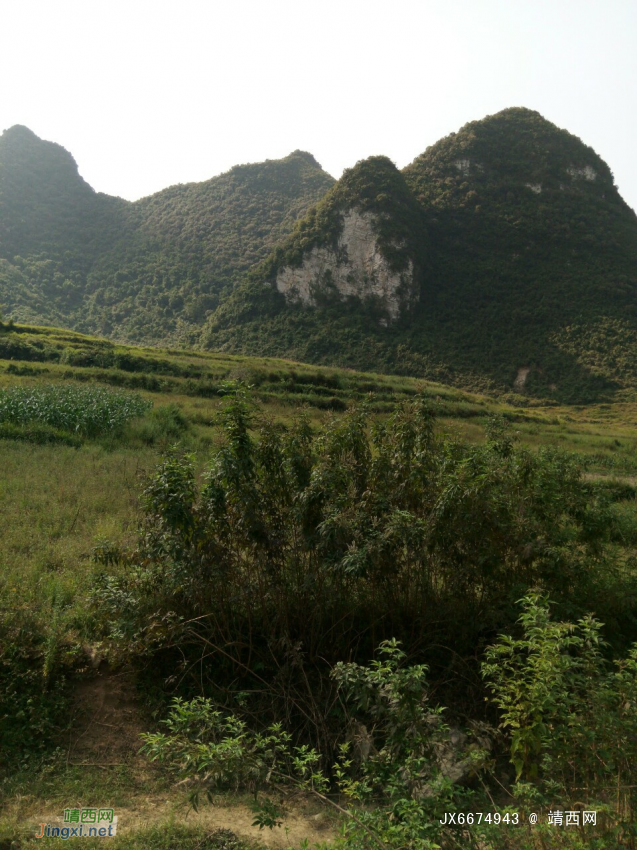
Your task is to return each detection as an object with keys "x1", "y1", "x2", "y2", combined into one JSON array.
[{"x1": 0, "y1": 384, "x2": 151, "y2": 437}]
